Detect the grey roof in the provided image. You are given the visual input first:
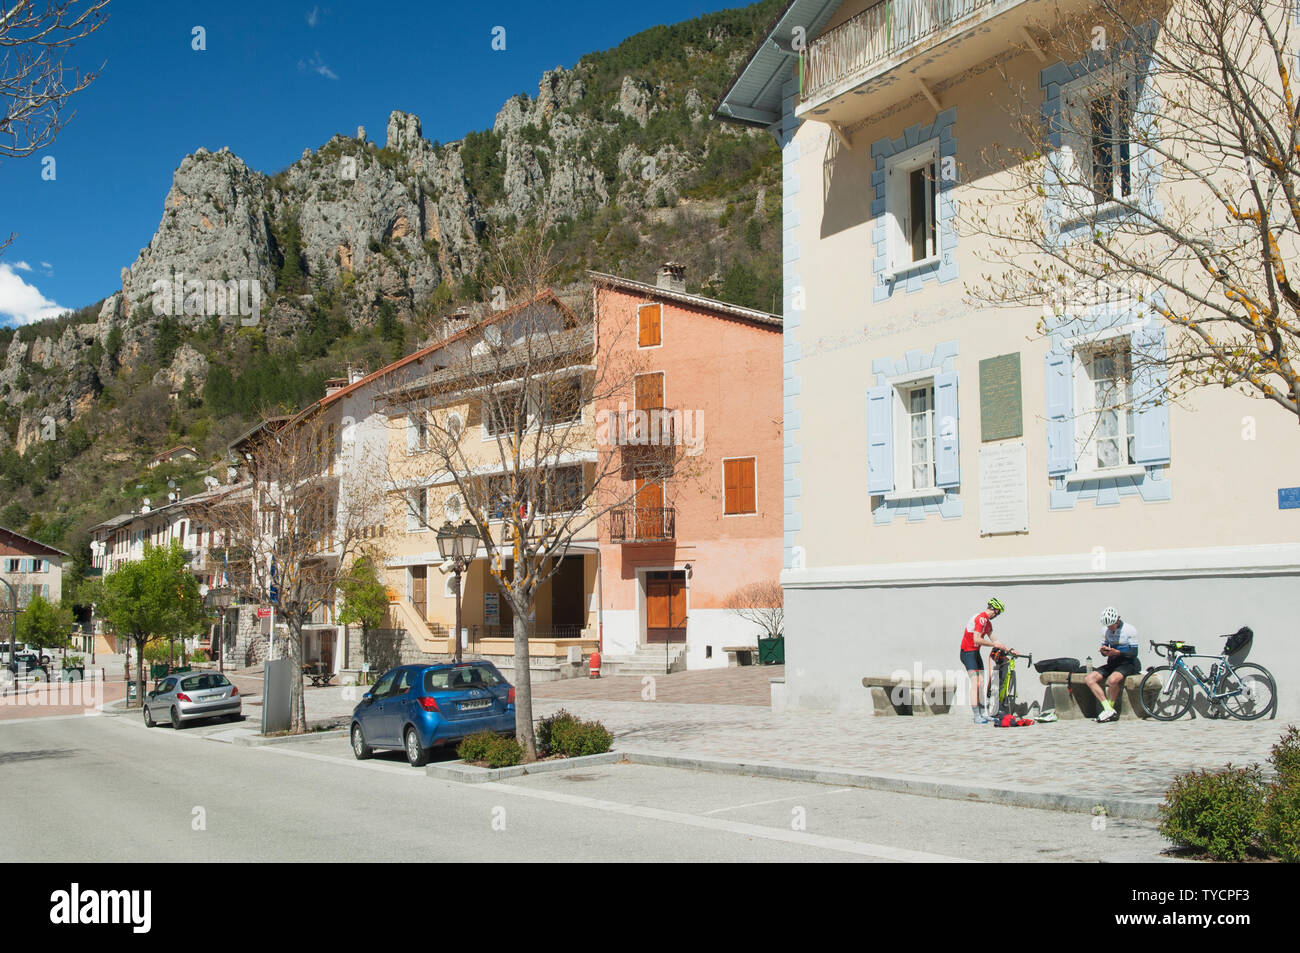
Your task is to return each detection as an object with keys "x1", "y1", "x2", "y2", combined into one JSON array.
[
  {"x1": 714, "y1": 0, "x2": 842, "y2": 128},
  {"x1": 589, "y1": 272, "x2": 782, "y2": 328}
]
